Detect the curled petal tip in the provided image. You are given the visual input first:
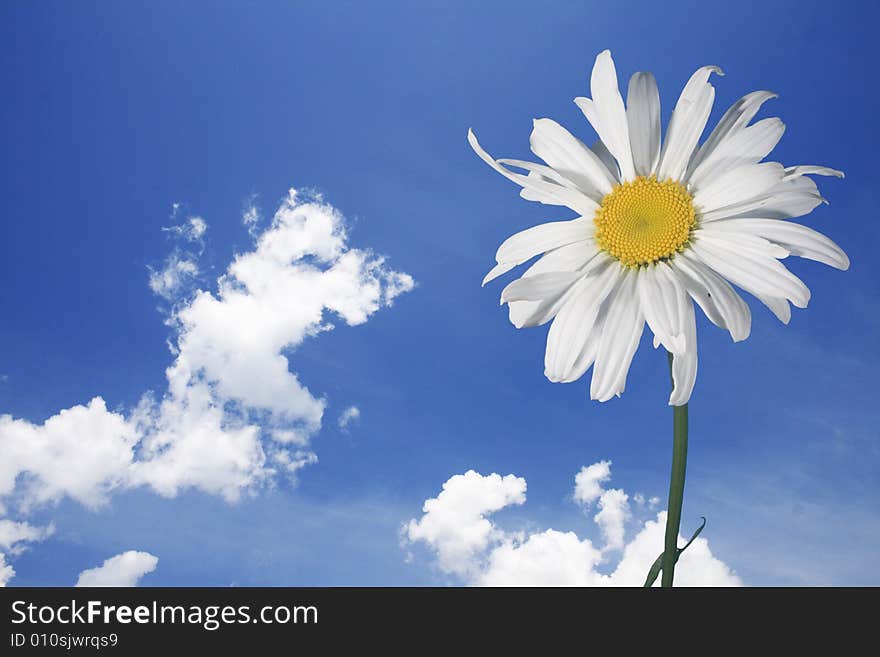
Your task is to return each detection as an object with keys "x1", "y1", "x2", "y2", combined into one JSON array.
[
  {"x1": 466, "y1": 128, "x2": 480, "y2": 150},
  {"x1": 544, "y1": 370, "x2": 564, "y2": 383},
  {"x1": 483, "y1": 262, "x2": 515, "y2": 287}
]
